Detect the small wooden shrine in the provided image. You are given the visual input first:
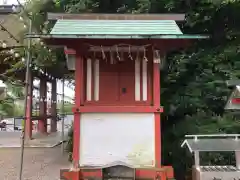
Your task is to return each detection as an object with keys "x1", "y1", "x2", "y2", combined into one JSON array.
[
  {"x1": 182, "y1": 134, "x2": 240, "y2": 180},
  {"x1": 27, "y1": 13, "x2": 208, "y2": 180},
  {"x1": 225, "y1": 80, "x2": 240, "y2": 112}
]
